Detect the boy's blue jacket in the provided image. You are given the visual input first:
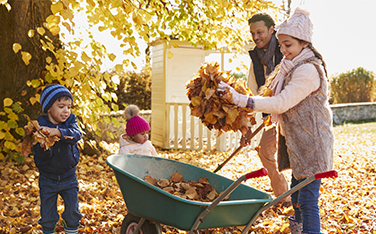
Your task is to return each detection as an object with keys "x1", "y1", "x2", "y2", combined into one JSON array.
[{"x1": 33, "y1": 114, "x2": 82, "y2": 181}]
